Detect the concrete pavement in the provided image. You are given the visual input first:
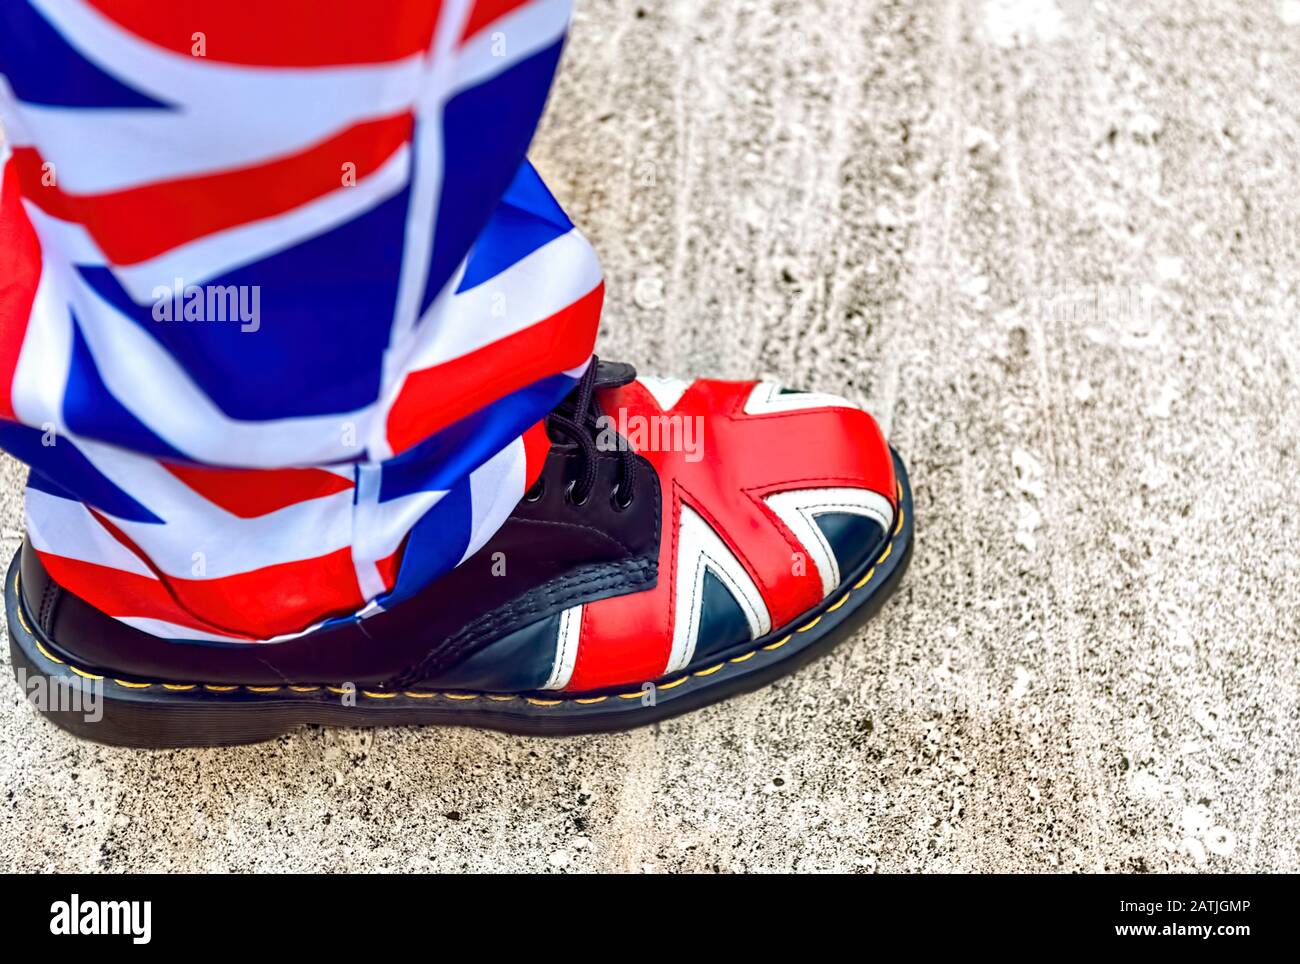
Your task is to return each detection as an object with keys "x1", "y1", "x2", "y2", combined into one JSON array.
[{"x1": 1, "y1": 0, "x2": 1297, "y2": 872}]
